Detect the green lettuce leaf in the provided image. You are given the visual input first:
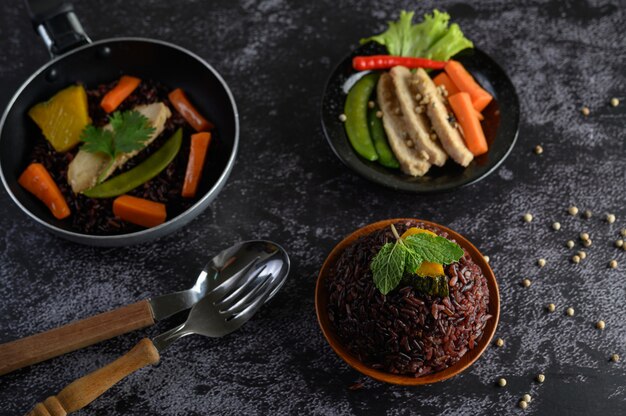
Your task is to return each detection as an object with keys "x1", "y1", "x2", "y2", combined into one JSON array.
[
  {"x1": 426, "y1": 23, "x2": 474, "y2": 61},
  {"x1": 360, "y1": 9, "x2": 473, "y2": 61}
]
